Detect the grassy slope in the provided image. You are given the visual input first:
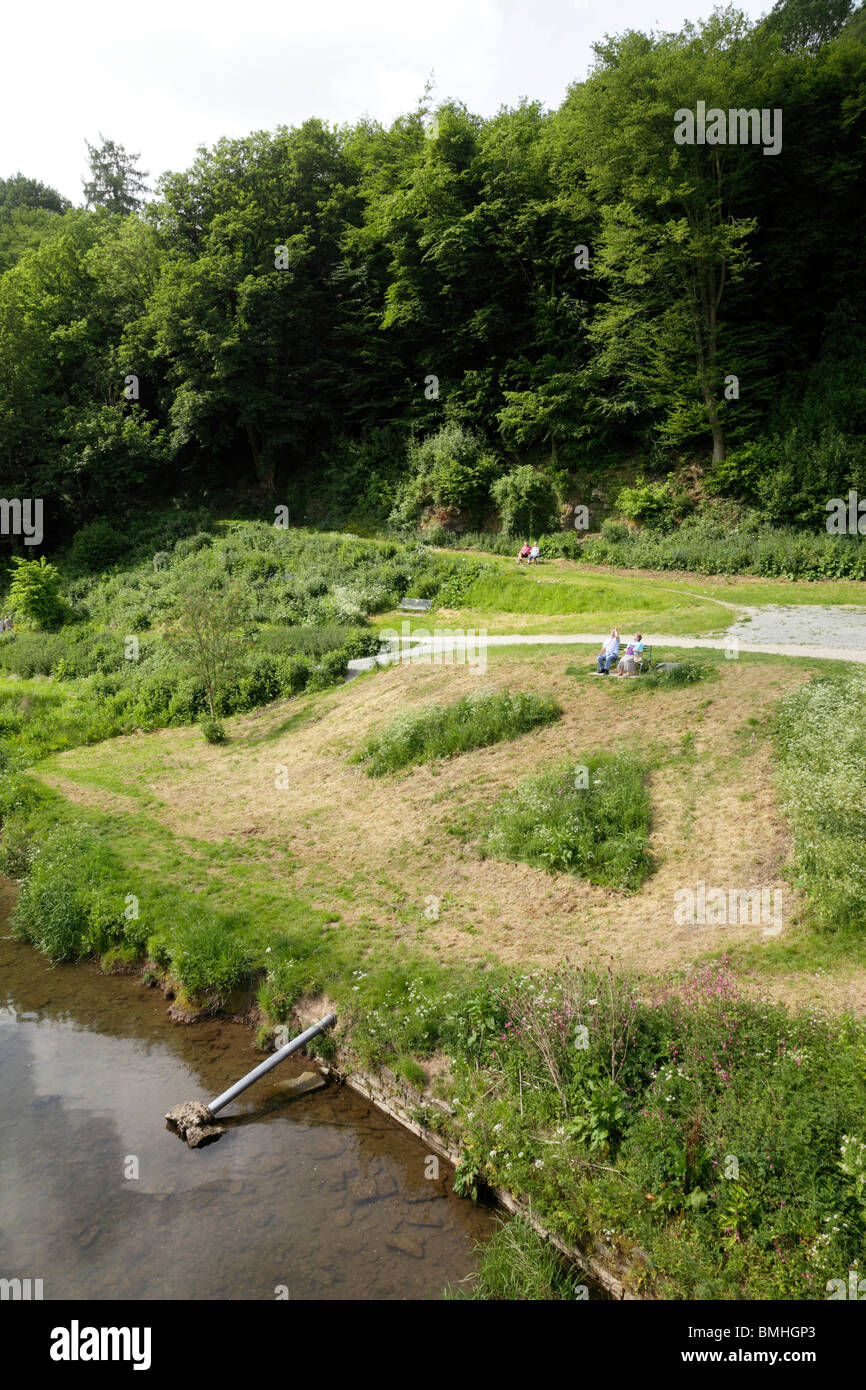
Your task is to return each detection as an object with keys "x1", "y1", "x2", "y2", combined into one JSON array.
[
  {"x1": 377, "y1": 553, "x2": 866, "y2": 640},
  {"x1": 27, "y1": 641, "x2": 865, "y2": 1007}
]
